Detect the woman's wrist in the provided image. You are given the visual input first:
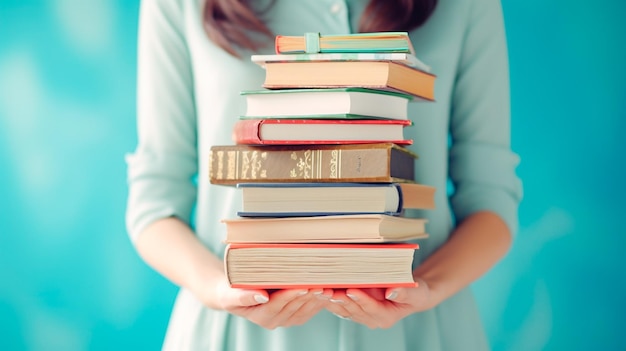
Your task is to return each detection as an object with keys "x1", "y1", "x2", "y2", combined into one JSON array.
[
  {"x1": 188, "y1": 258, "x2": 230, "y2": 310},
  {"x1": 409, "y1": 212, "x2": 512, "y2": 311},
  {"x1": 410, "y1": 274, "x2": 443, "y2": 311},
  {"x1": 136, "y1": 217, "x2": 230, "y2": 310}
]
